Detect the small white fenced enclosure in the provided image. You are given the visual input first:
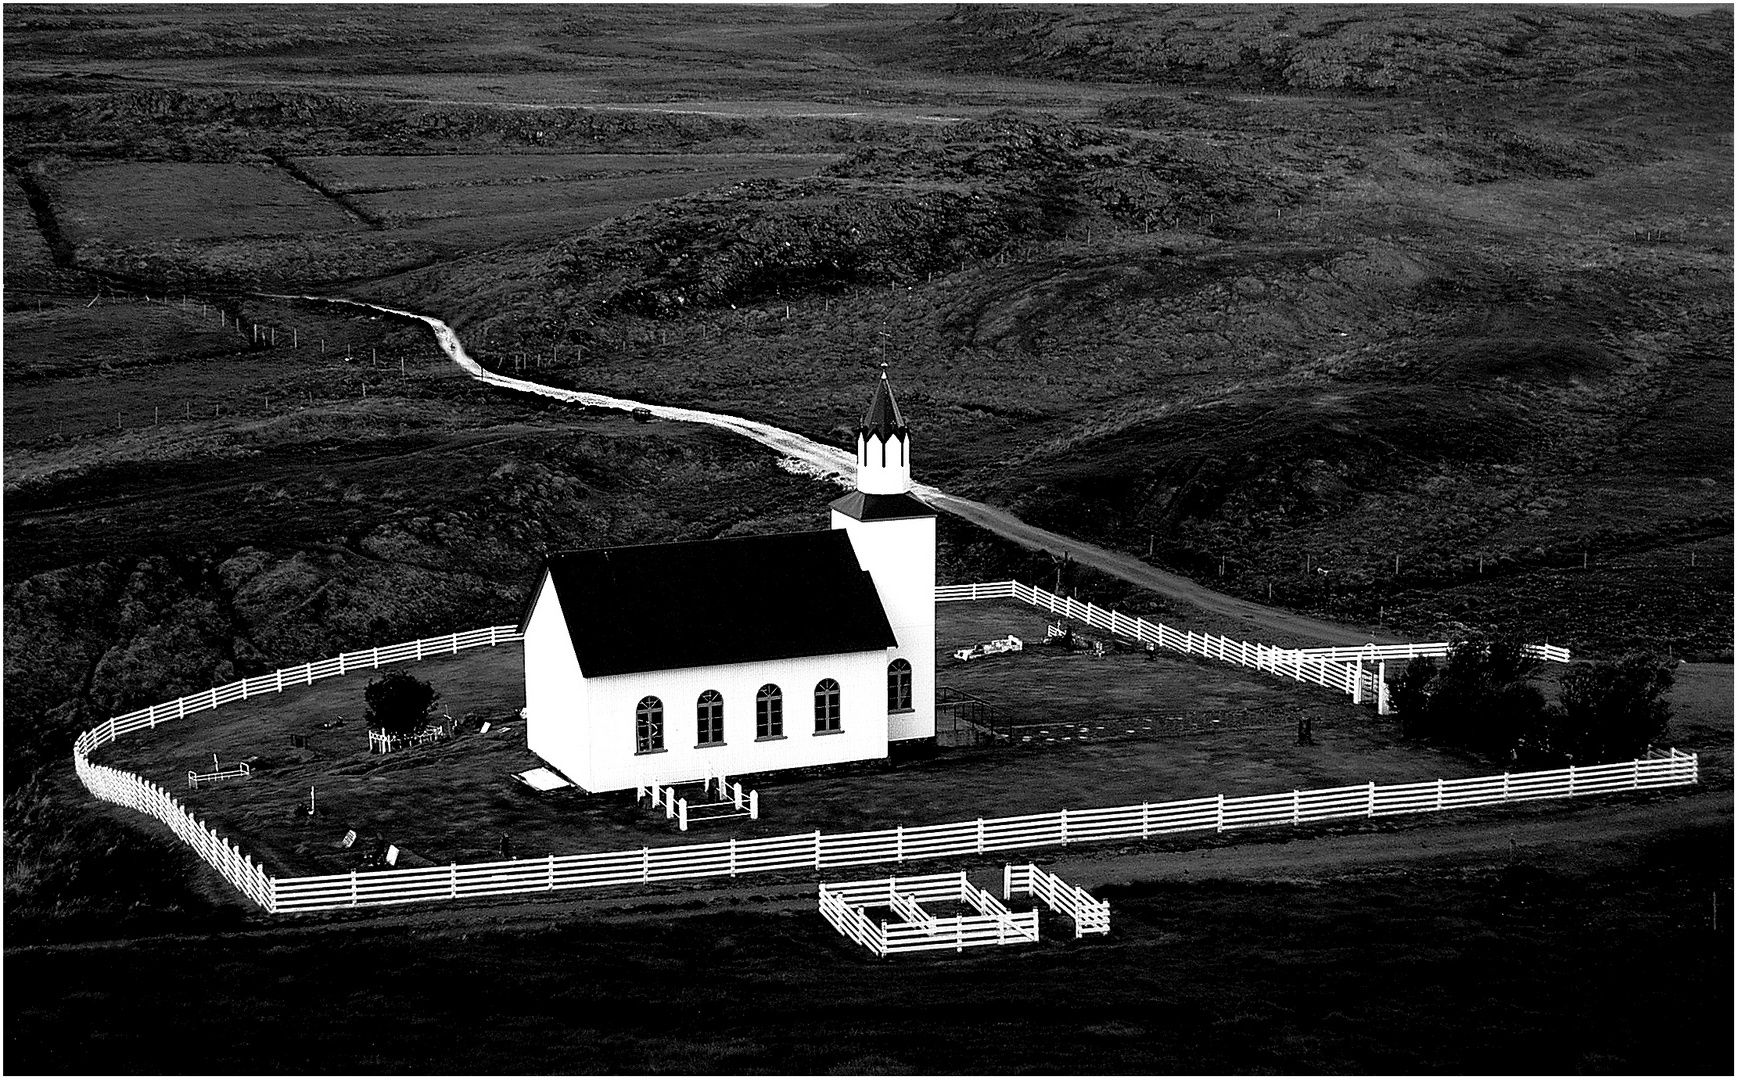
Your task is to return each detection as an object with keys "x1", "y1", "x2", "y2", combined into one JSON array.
[
  {"x1": 70, "y1": 619, "x2": 1694, "y2": 916},
  {"x1": 368, "y1": 717, "x2": 451, "y2": 754},
  {"x1": 820, "y1": 871, "x2": 1040, "y2": 955},
  {"x1": 639, "y1": 775, "x2": 760, "y2": 831},
  {"x1": 1004, "y1": 863, "x2": 1110, "y2": 937},
  {"x1": 187, "y1": 756, "x2": 251, "y2": 790}
]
